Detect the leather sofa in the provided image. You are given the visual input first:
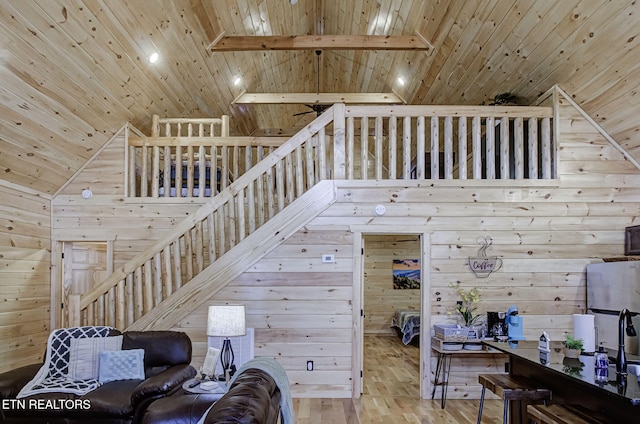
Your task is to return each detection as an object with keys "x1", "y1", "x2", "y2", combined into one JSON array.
[
  {"x1": 141, "y1": 367, "x2": 283, "y2": 424},
  {"x1": 0, "y1": 330, "x2": 197, "y2": 424}
]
